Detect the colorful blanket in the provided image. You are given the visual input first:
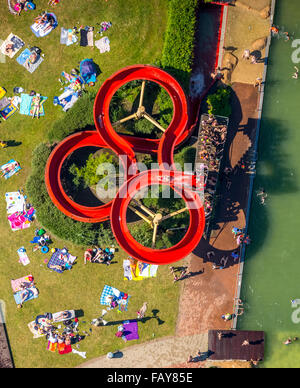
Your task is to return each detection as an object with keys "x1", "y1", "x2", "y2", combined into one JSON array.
[
  {"x1": 5, "y1": 192, "x2": 26, "y2": 214},
  {"x1": 11, "y1": 275, "x2": 33, "y2": 292},
  {"x1": 16, "y1": 48, "x2": 44, "y2": 73},
  {"x1": 0, "y1": 102, "x2": 17, "y2": 120},
  {"x1": 7, "y1": 207, "x2": 35, "y2": 231},
  {"x1": 47, "y1": 249, "x2": 77, "y2": 273},
  {"x1": 19, "y1": 93, "x2": 47, "y2": 116},
  {"x1": 123, "y1": 320, "x2": 139, "y2": 341},
  {"x1": 1, "y1": 160, "x2": 21, "y2": 179},
  {"x1": 100, "y1": 285, "x2": 130, "y2": 312},
  {"x1": 123, "y1": 260, "x2": 158, "y2": 281}
]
